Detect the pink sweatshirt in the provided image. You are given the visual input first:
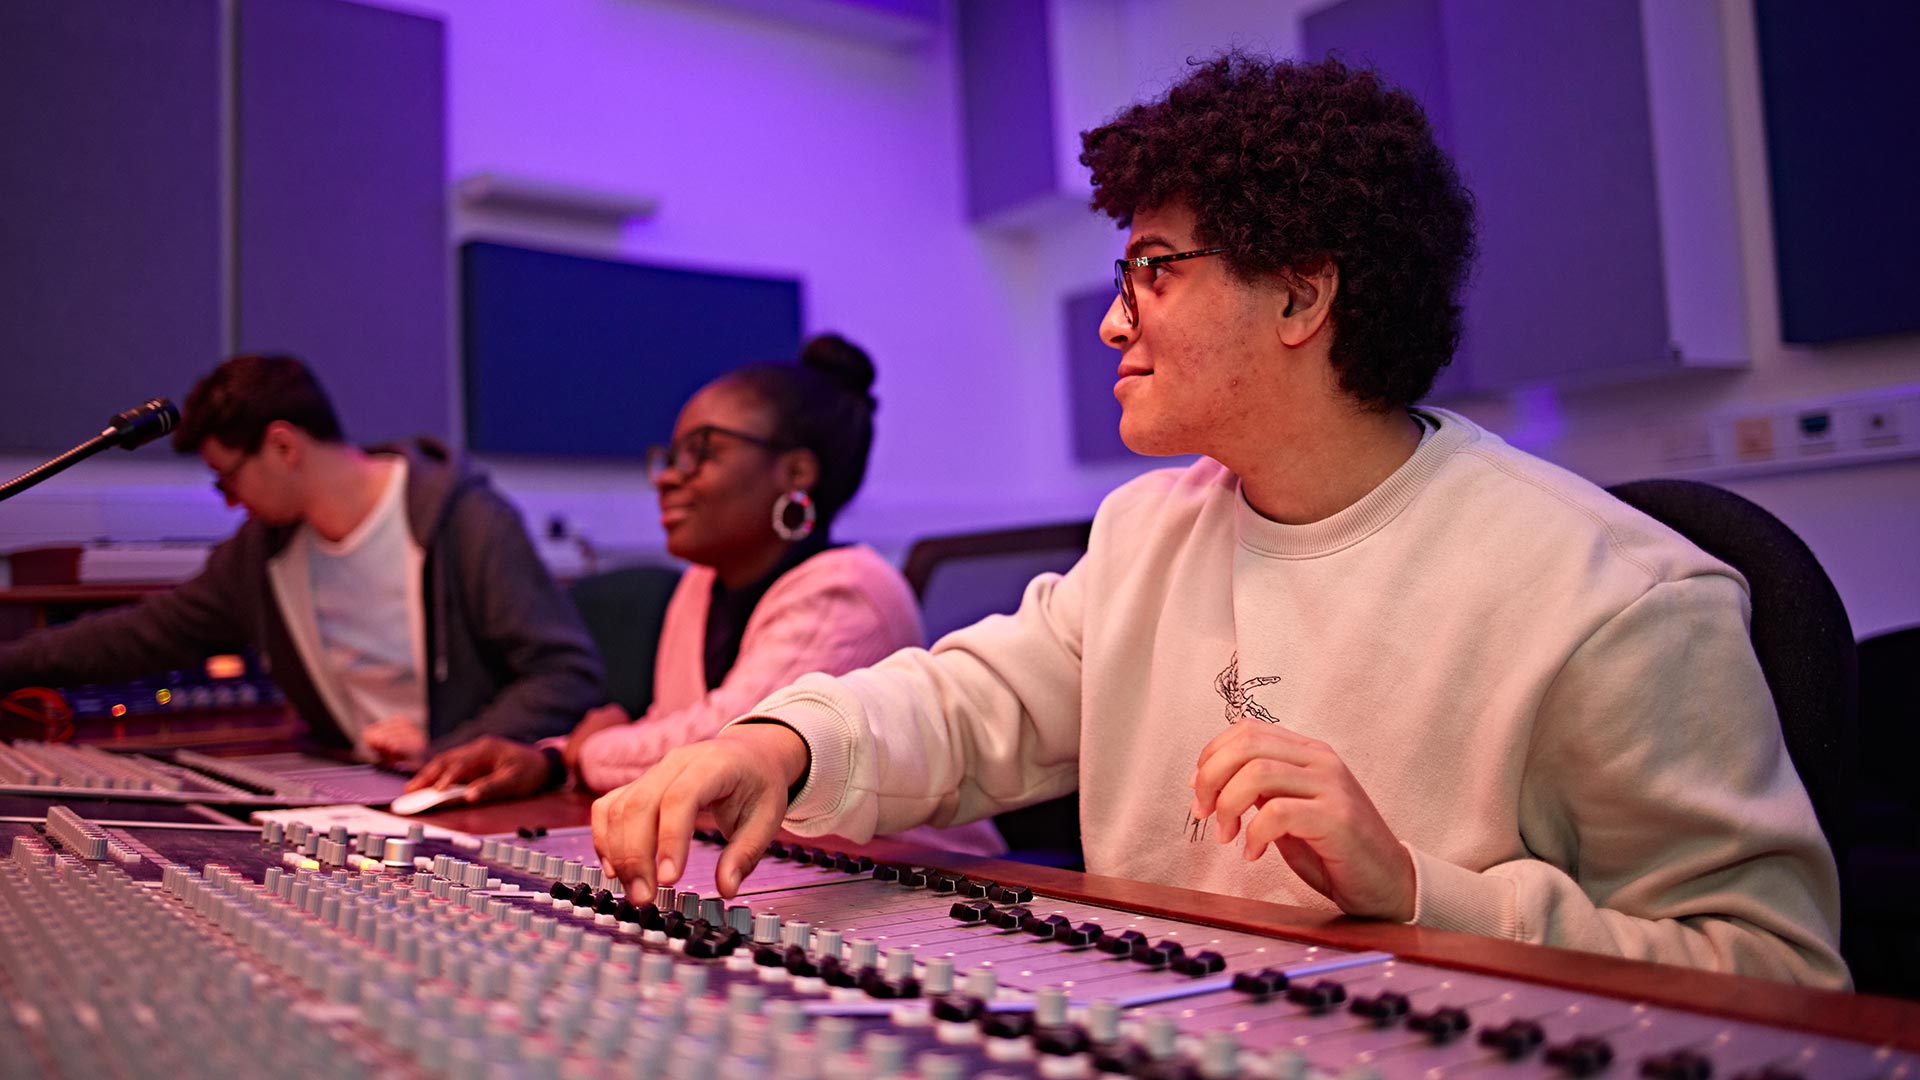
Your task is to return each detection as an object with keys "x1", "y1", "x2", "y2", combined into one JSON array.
[{"x1": 577, "y1": 545, "x2": 1004, "y2": 856}]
